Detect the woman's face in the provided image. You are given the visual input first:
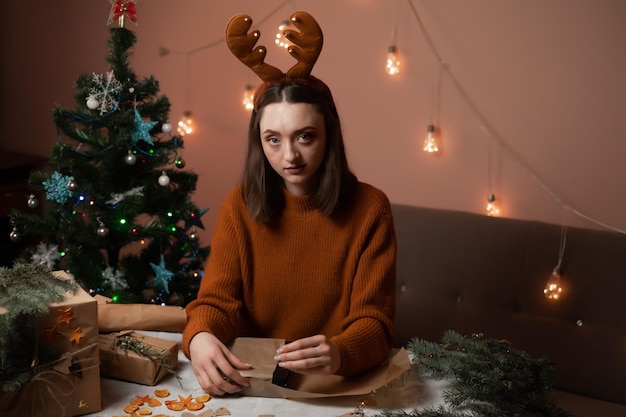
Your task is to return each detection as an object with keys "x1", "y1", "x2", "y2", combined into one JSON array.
[{"x1": 259, "y1": 101, "x2": 327, "y2": 196}]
